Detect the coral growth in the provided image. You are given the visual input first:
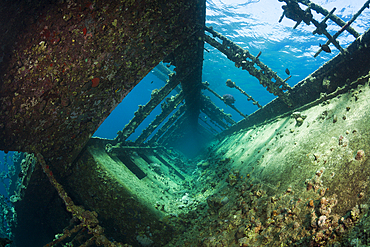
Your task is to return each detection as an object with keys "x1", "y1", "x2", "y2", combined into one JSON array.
[{"x1": 355, "y1": 149, "x2": 365, "y2": 160}]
